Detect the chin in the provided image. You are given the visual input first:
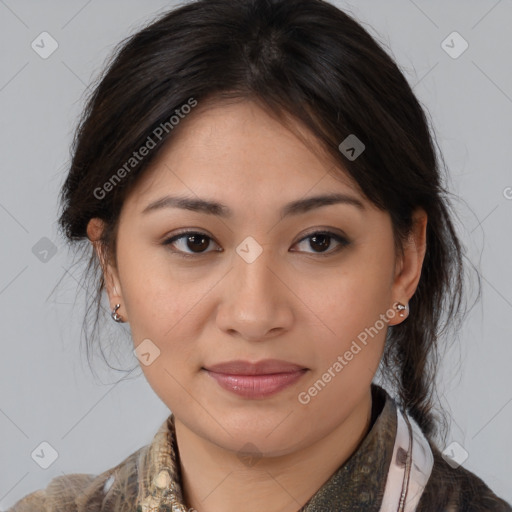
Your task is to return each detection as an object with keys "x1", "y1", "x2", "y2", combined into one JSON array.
[{"x1": 186, "y1": 404, "x2": 306, "y2": 451}]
